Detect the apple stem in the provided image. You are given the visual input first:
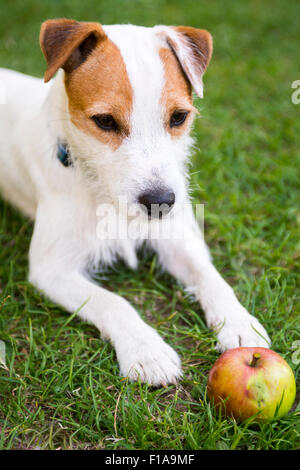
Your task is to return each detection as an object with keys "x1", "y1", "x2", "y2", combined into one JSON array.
[{"x1": 250, "y1": 353, "x2": 261, "y2": 367}]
